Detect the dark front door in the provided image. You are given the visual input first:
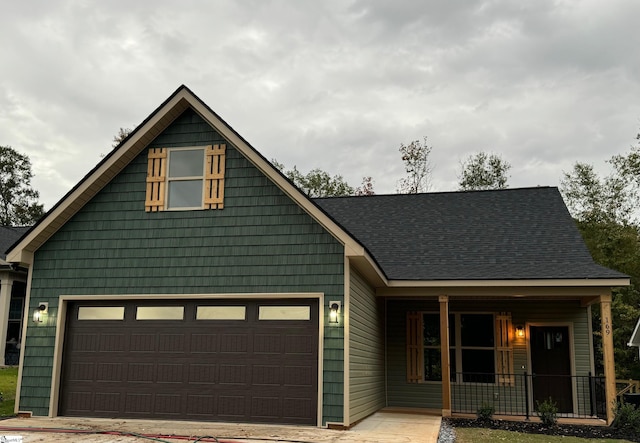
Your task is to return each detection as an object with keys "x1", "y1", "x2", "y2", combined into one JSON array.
[{"x1": 530, "y1": 326, "x2": 573, "y2": 413}]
